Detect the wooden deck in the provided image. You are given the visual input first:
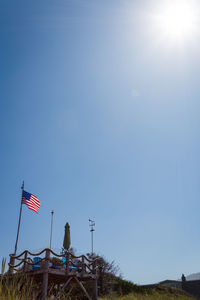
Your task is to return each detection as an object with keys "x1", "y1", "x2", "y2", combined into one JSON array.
[
  {"x1": 24, "y1": 268, "x2": 96, "y2": 284},
  {"x1": 8, "y1": 248, "x2": 98, "y2": 300}
]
